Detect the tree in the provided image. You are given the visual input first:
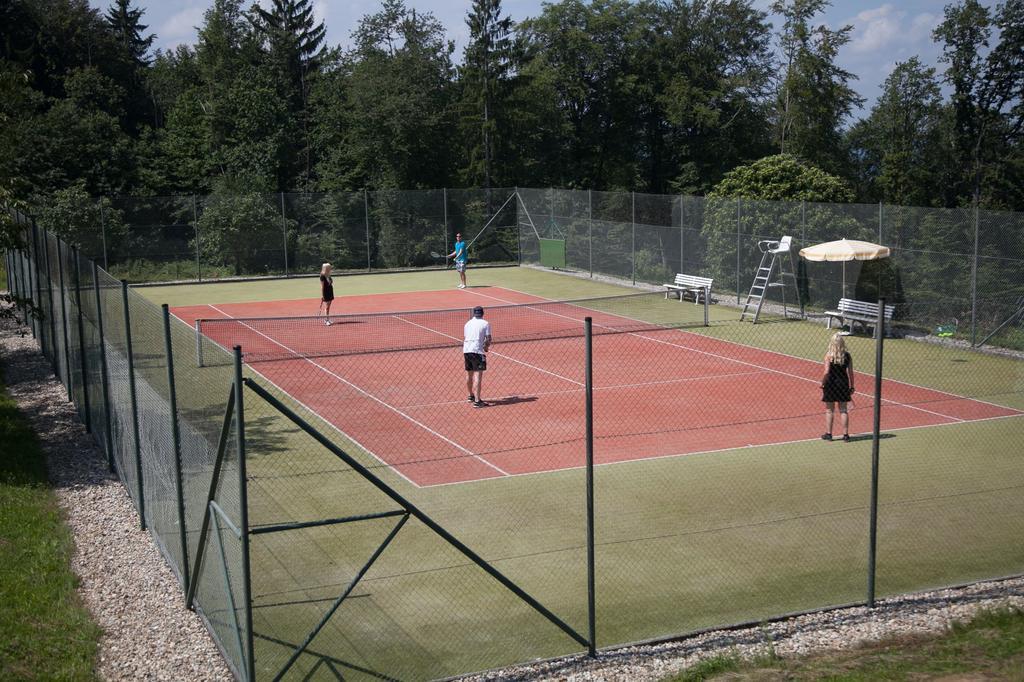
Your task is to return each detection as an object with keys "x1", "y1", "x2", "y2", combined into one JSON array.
[
  {"x1": 771, "y1": 0, "x2": 862, "y2": 176},
  {"x1": 326, "y1": 0, "x2": 456, "y2": 189},
  {"x1": 935, "y1": 0, "x2": 1024, "y2": 209},
  {"x1": 250, "y1": 0, "x2": 326, "y2": 187},
  {"x1": 847, "y1": 58, "x2": 945, "y2": 207},
  {"x1": 709, "y1": 153, "x2": 853, "y2": 202},
  {"x1": 104, "y1": 0, "x2": 156, "y2": 131},
  {"x1": 656, "y1": 0, "x2": 775, "y2": 193},
  {"x1": 703, "y1": 154, "x2": 856, "y2": 299},
  {"x1": 459, "y1": 0, "x2": 514, "y2": 187},
  {"x1": 517, "y1": 0, "x2": 642, "y2": 189}
]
